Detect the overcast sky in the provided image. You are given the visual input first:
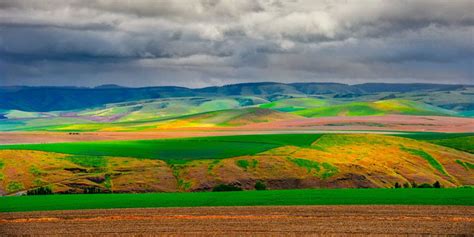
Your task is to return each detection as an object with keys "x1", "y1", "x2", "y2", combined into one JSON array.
[{"x1": 0, "y1": 0, "x2": 473, "y2": 87}]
